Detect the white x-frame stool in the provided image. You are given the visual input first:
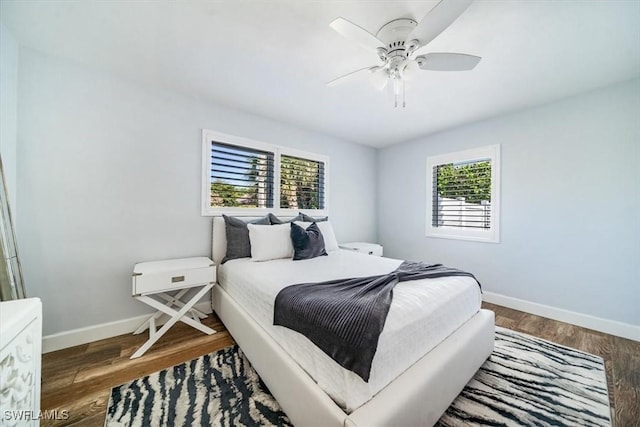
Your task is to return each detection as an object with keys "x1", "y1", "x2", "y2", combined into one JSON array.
[{"x1": 131, "y1": 257, "x2": 216, "y2": 359}]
